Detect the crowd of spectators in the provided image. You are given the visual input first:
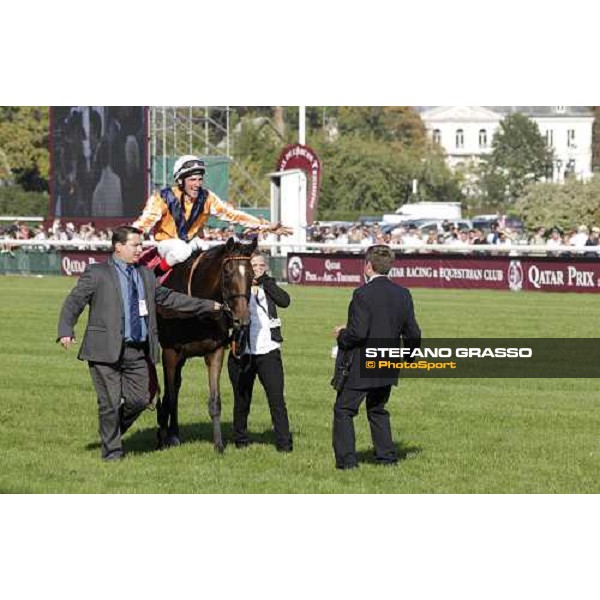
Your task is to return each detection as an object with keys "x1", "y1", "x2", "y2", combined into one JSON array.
[
  {"x1": 305, "y1": 220, "x2": 600, "y2": 255},
  {"x1": 0, "y1": 219, "x2": 113, "y2": 252},
  {"x1": 2, "y1": 218, "x2": 600, "y2": 257},
  {"x1": 307, "y1": 220, "x2": 526, "y2": 249},
  {"x1": 0, "y1": 219, "x2": 278, "y2": 253}
]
